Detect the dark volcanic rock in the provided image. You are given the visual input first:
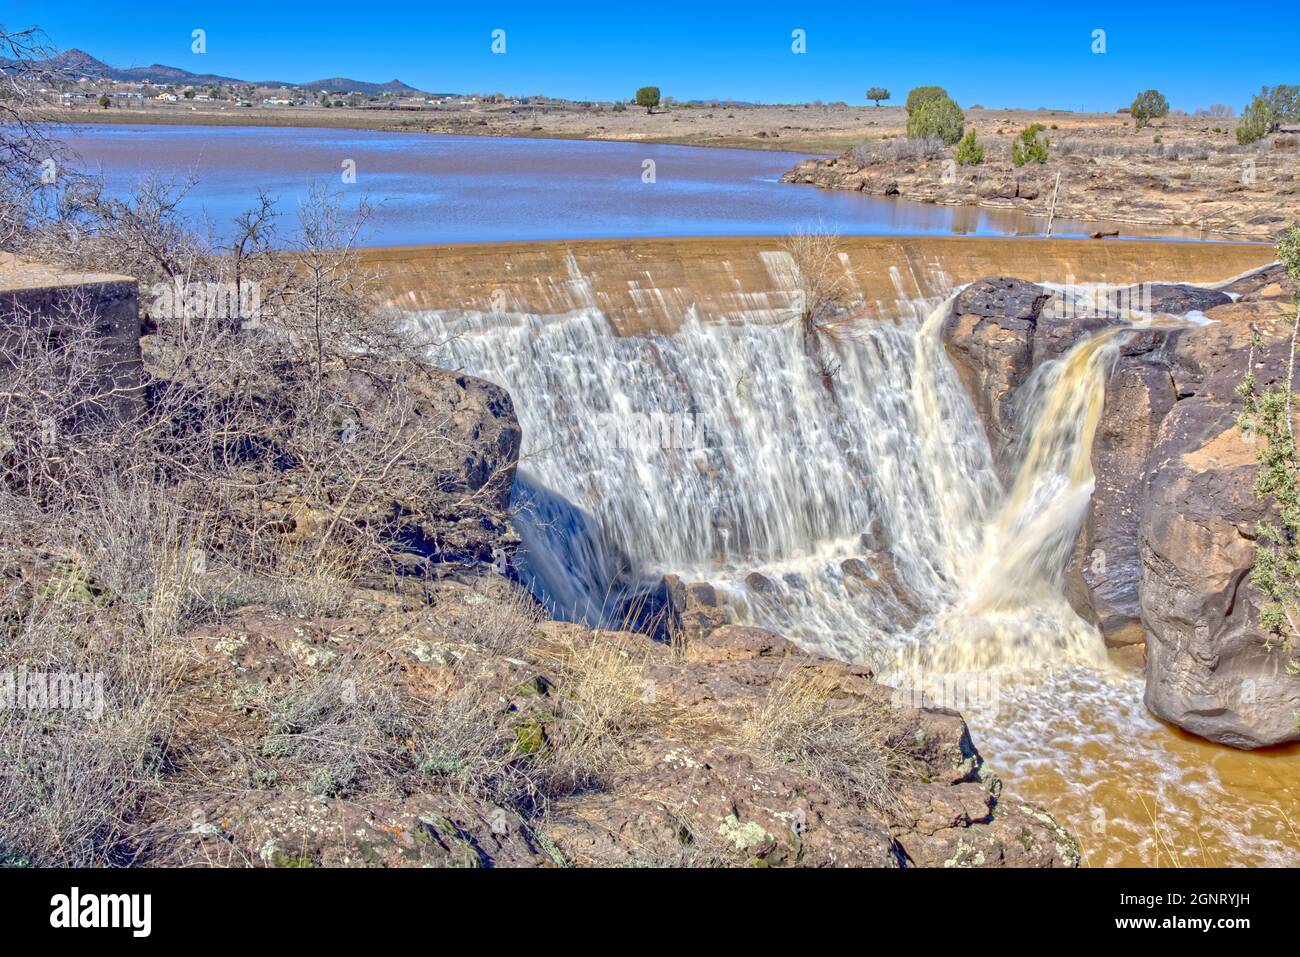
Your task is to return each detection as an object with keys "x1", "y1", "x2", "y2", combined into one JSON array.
[
  {"x1": 942, "y1": 279, "x2": 1048, "y2": 476},
  {"x1": 1127, "y1": 282, "x2": 1232, "y2": 316},
  {"x1": 953, "y1": 276, "x2": 1052, "y2": 322},
  {"x1": 943, "y1": 277, "x2": 1111, "y2": 477},
  {"x1": 1073, "y1": 330, "x2": 1180, "y2": 644}
]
